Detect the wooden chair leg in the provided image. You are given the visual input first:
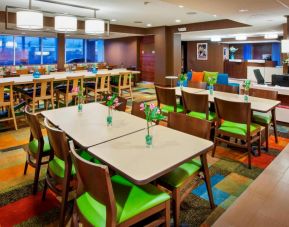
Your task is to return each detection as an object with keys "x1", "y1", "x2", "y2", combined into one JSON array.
[
  {"x1": 212, "y1": 138, "x2": 218, "y2": 157},
  {"x1": 265, "y1": 126, "x2": 269, "y2": 152},
  {"x1": 258, "y1": 132, "x2": 262, "y2": 156},
  {"x1": 247, "y1": 142, "x2": 252, "y2": 169},
  {"x1": 165, "y1": 200, "x2": 170, "y2": 227},
  {"x1": 51, "y1": 98, "x2": 55, "y2": 109},
  {"x1": 42, "y1": 179, "x2": 48, "y2": 201},
  {"x1": 59, "y1": 178, "x2": 70, "y2": 227},
  {"x1": 71, "y1": 202, "x2": 79, "y2": 227},
  {"x1": 272, "y1": 109, "x2": 278, "y2": 144},
  {"x1": 173, "y1": 189, "x2": 180, "y2": 227},
  {"x1": 33, "y1": 161, "x2": 41, "y2": 195},
  {"x1": 23, "y1": 160, "x2": 28, "y2": 175},
  {"x1": 11, "y1": 107, "x2": 18, "y2": 130}
]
